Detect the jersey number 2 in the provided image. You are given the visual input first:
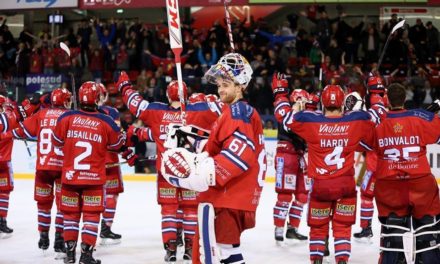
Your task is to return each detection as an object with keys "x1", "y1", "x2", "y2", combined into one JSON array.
[{"x1": 74, "y1": 141, "x2": 92, "y2": 170}]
